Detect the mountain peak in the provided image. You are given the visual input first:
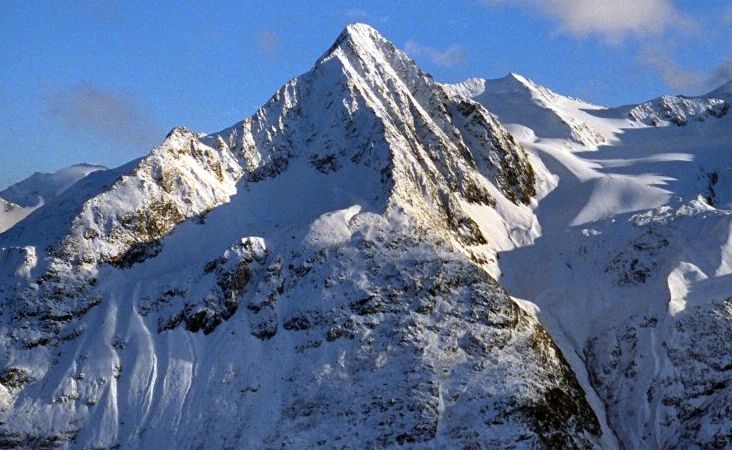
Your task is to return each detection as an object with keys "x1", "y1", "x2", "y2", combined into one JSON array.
[
  {"x1": 342, "y1": 22, "x2": 378, "y2": 37},
  {"x1": 505, "y1": 72, "x2": 529, "y2": 83},
  {"x1": 317, "y1": 22, "x2": 398, "y2": 67},
  {"x1": 446, "y1": 73, "x2": 543, "y2": 99},
  {"x1": 335, "y1": 23, "x2": 383, "y2": 47},
  {"x1": 490, "y1": 72, "x2": 544, "y2": 95}
]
